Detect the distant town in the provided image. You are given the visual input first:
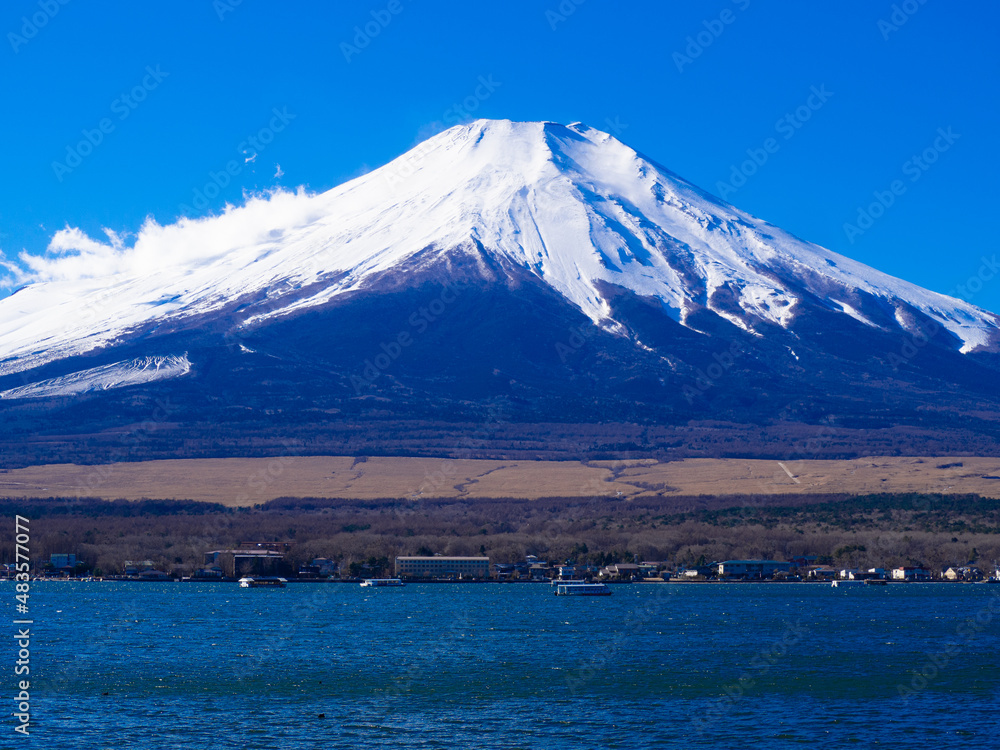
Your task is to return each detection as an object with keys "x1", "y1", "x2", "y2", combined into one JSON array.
[{"x1": 4, "y1": 543, "x2": 998, "y2": 584}]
